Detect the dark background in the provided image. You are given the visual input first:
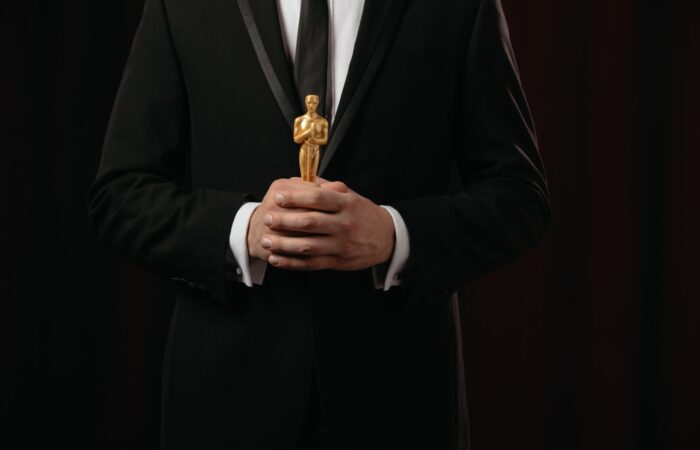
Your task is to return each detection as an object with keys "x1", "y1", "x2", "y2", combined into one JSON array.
[{"x1": 2, "y1": 0, "x2": 698, "y2": 448}]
